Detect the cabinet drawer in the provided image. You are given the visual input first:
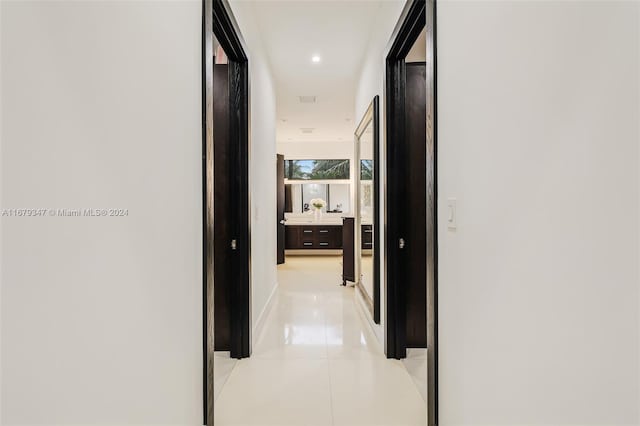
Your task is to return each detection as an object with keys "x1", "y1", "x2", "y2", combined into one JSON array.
[
  {"x1": 361, "y1": 225, "x2": 373, "y2": 249},
  {"x1": 285, "y1": 225, "x2": 343, "y2": 249}
]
